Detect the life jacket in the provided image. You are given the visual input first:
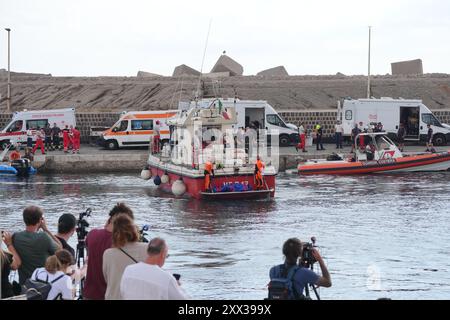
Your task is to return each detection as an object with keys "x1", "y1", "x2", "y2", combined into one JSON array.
[
  {"x1": 205, "y1": 161, "x2": 213, "y2": 174},
  {"x1": 256, "y1": 159, "x2": 265, "y2": 172}
]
